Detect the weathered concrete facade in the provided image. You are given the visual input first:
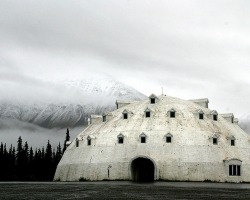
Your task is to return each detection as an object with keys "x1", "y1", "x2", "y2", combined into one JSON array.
[{"x1": 54, "y1": 94, "x2": 250, "y2": 182}]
